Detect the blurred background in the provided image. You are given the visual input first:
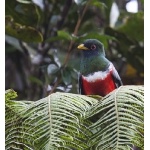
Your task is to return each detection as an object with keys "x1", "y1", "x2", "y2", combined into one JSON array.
[{"x1": 5, "y1": 0, "x2": 144, "y2": 101}]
